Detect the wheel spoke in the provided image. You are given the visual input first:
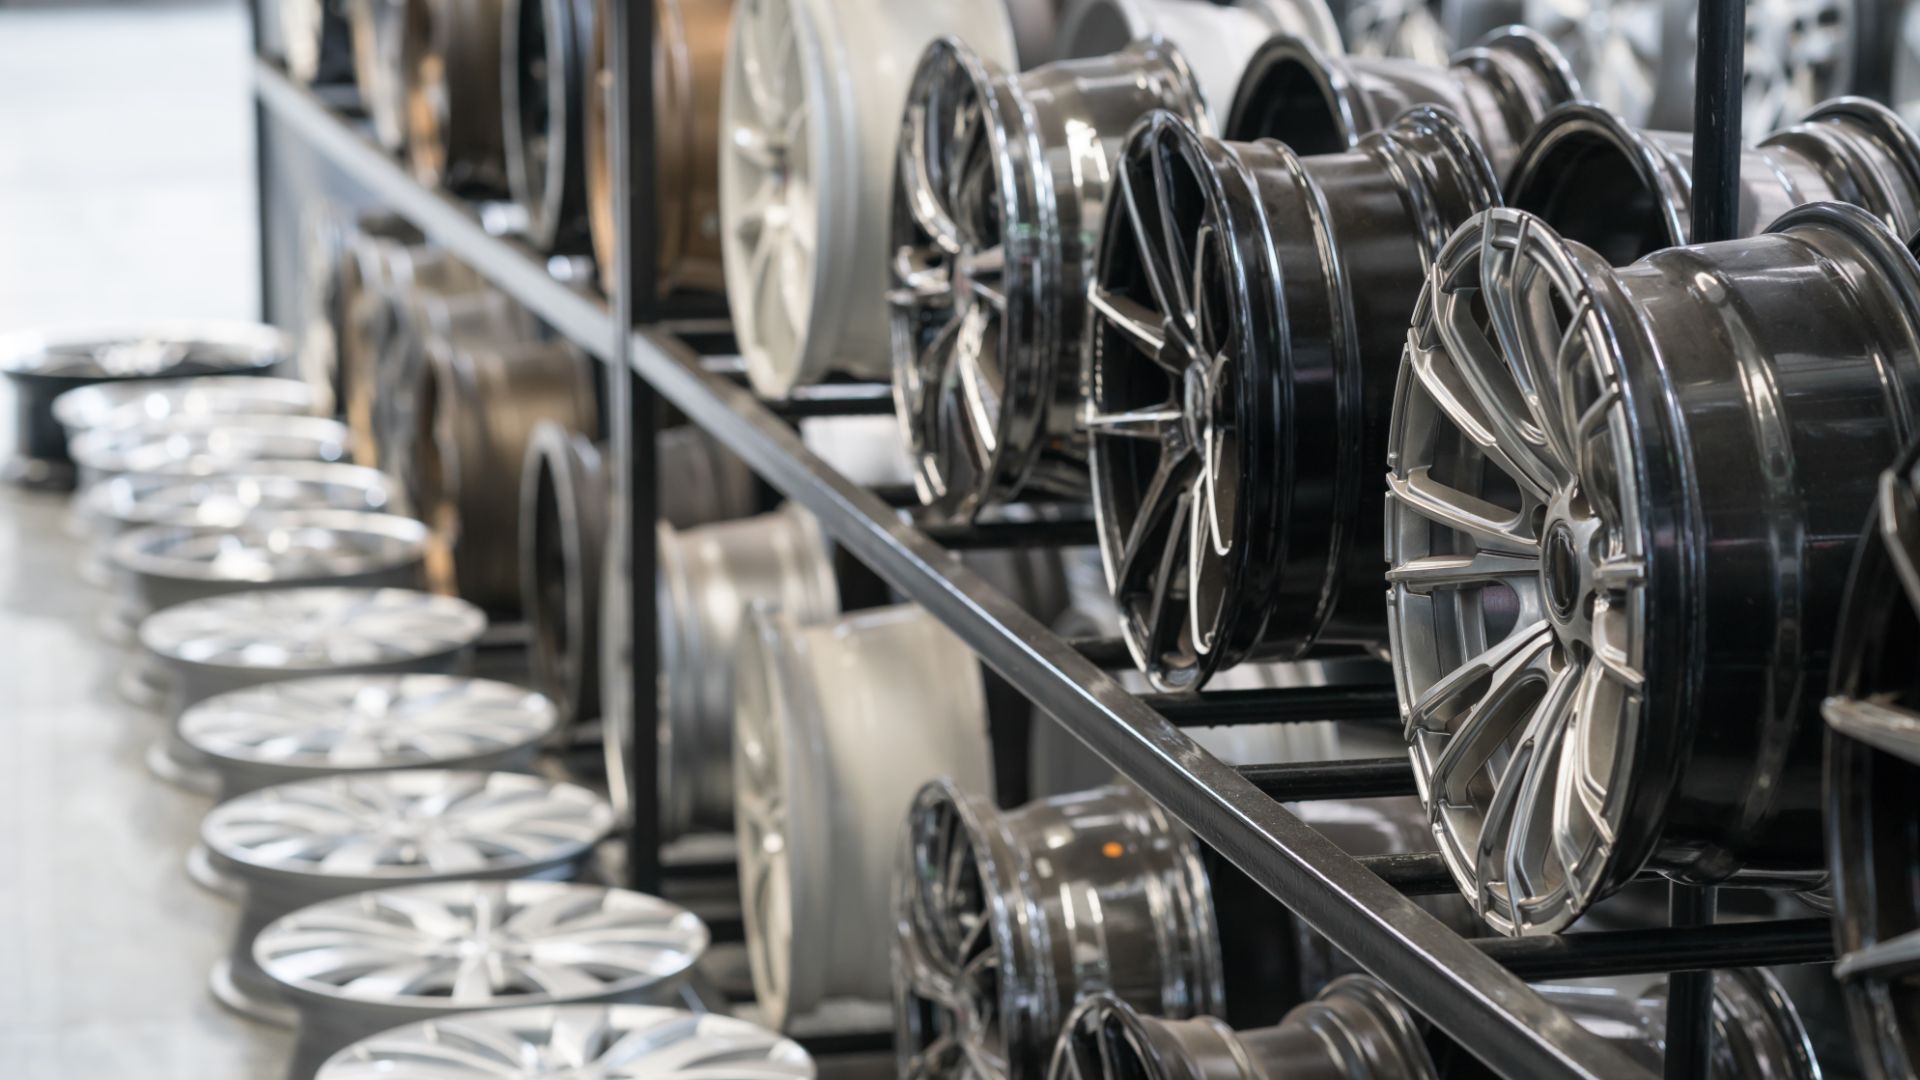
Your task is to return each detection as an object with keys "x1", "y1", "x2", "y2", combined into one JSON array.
[
  {"x1": 1823, "y1": 696, "x2": 1920, "y2": 767},
  {"x1": 1406, "y1": 330, "x2": 1553, "y2": 504},
  {"x1": 1386, "y1": 550, "x2": 1540, "y2": 593},
  {"x1": 1114, "y1": 449, "x2": 1196, "y2": 598},
  {"x1": 1429, "y1": 623, "x2": 1555, "y2": 807},
  {"x1": 1116, "y1": 167, "x2": 1192, "y2": 352},
  {"x1": 1430, "y1": 266, "x2": 1562, "y2": 498},
  {"x1": 1498, "y1": 664, "x2": 1581, "y2": 908},
  {"x1": 1408, "y1": 620, "x2": 1554, "y2": 735},
  {"x1": 1085, "y1": 403, "x2": 1182, "y2": 442},
  {"x1": 1836, "y1": 927, "x2": 1920, "y2": 982},
  {"x1": 1087, "y1": 287, "x2": 1169, "y2": 364},
  {"x1": 1387, "y1": 466, "x2": 1538, "y2": 554}
]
